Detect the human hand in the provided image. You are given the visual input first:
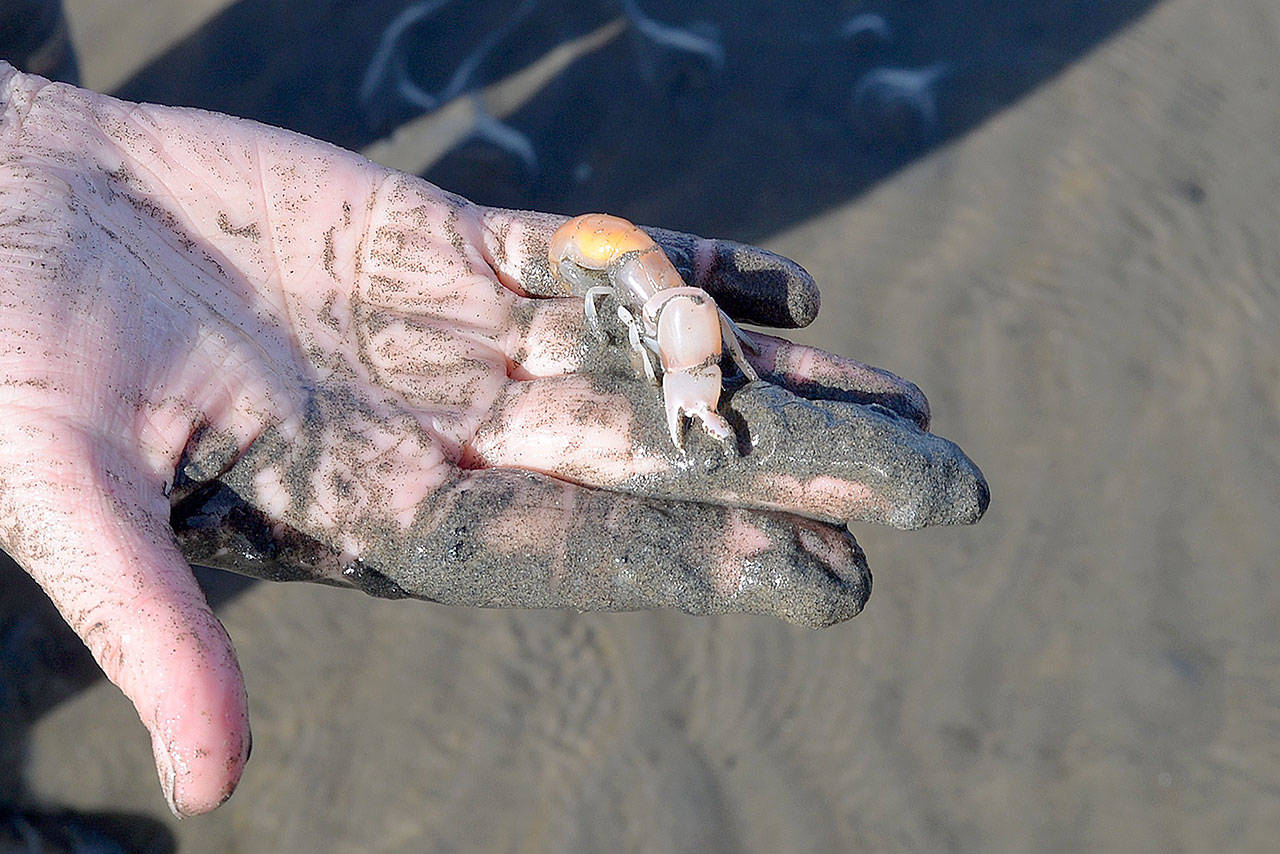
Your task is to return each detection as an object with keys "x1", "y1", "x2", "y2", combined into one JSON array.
[{"x1": 0, "y1": 63, "x2": 986, "y2": 815}]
